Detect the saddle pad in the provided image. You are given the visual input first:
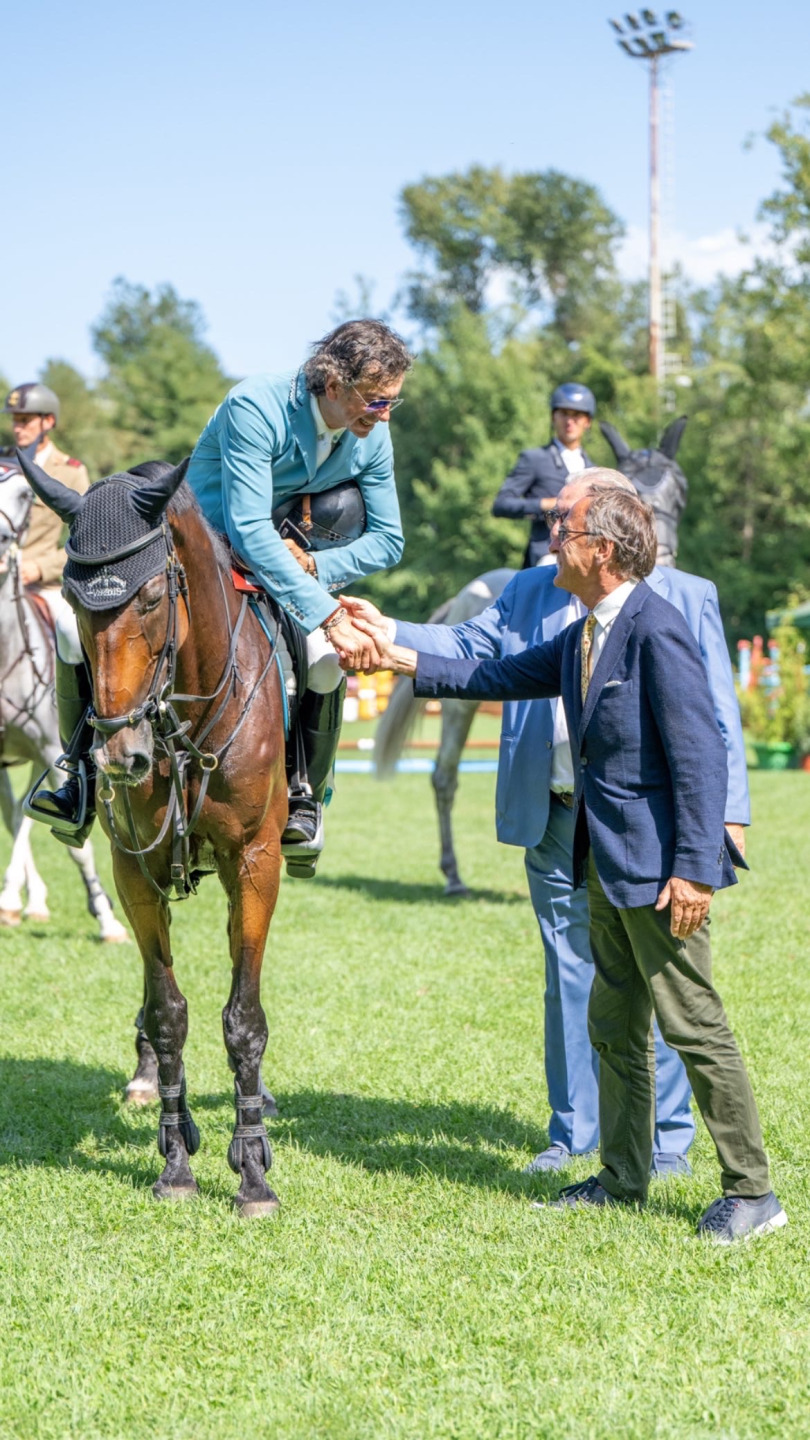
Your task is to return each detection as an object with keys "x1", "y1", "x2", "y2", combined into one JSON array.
[{"x1": 231, "y1": 567, "x2": 262, "y2": 594}]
